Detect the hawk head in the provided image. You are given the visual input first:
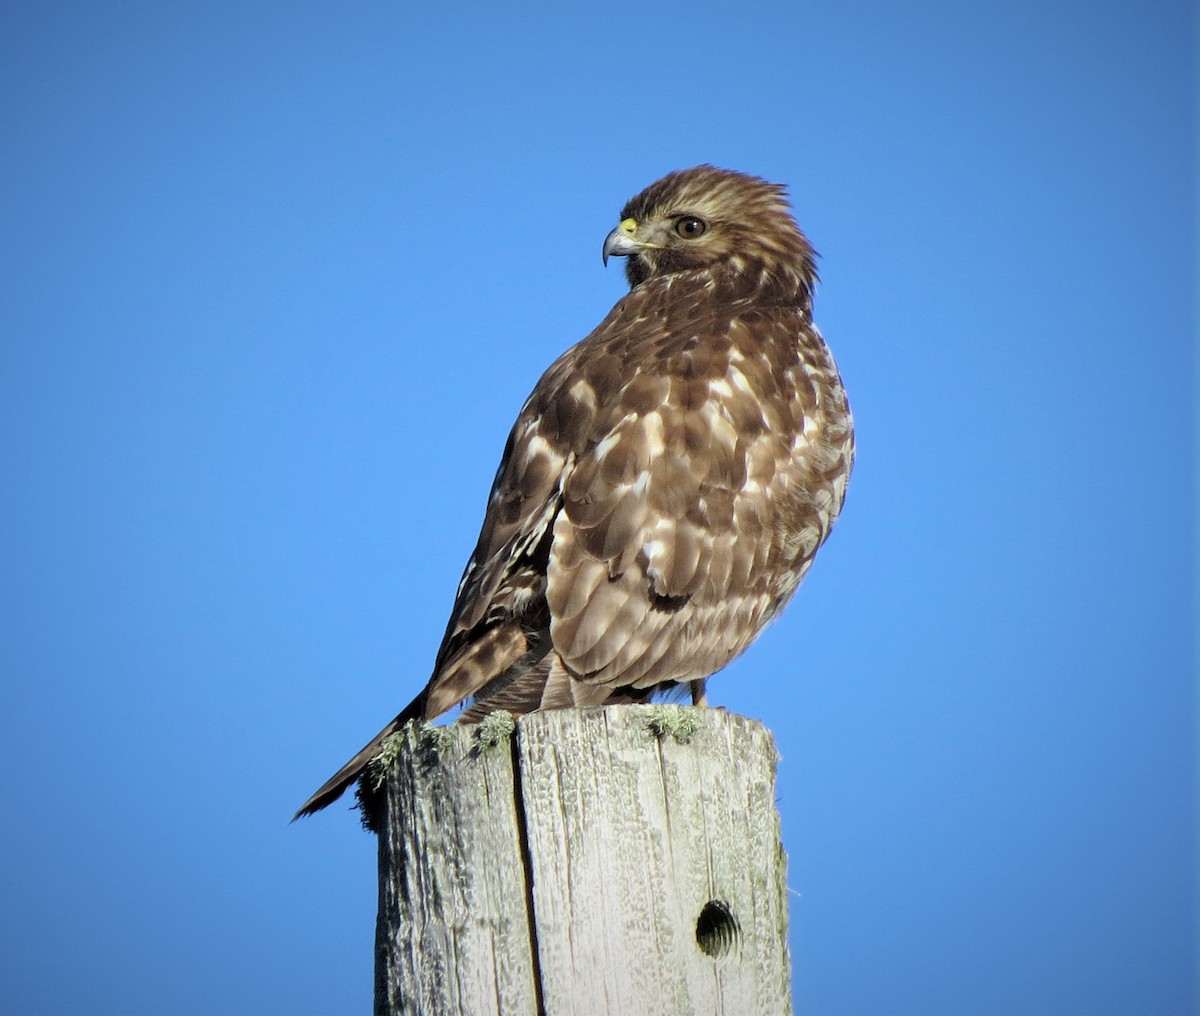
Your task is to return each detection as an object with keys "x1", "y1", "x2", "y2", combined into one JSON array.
[{"x1": 602, "y1": 165, "x2": 818, "y2": 305}]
